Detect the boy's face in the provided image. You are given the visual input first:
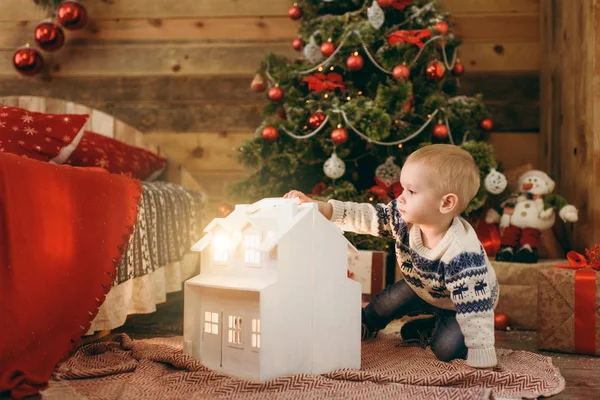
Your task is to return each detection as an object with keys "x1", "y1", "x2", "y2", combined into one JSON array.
[{"x1": 398, "y1": 161, "x2": 448, "y2": 225}]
